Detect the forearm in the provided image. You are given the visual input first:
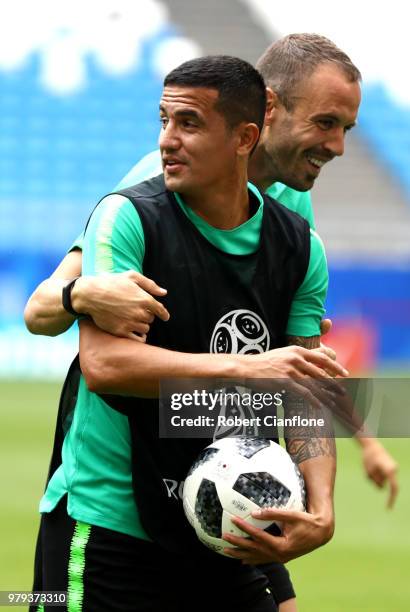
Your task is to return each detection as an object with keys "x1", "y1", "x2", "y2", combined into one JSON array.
[
  {"x1": 285, "y1": 429, "x2": 336, "y2": 536},
  {"x1": 79, "y1": 325, "x2": 349, "y2": 399},
  {"x1": 285, "y1": 428, "x2": 336, "y2": 515},
  {"x1": 24, "y1": 250, "x2": 83, "y2": 336},
  {"x1": 355, "y1": 435, "x2": 371, "y2": 446},
  {"x1": 296, "y1": 454, "x2": 335, "y2": 543},
  {"x1": 24, "y1": 278, "x2": 77, "y2": 336},
  {"x1": 285, "y1": 334, "x2": 336, "y2": 524},
  {"x1": 79, "y1": 319, "x2": 245, "y2": 397},
  {"x1": 295, "y1": 451, "x2": 335, "y2": 511}
]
